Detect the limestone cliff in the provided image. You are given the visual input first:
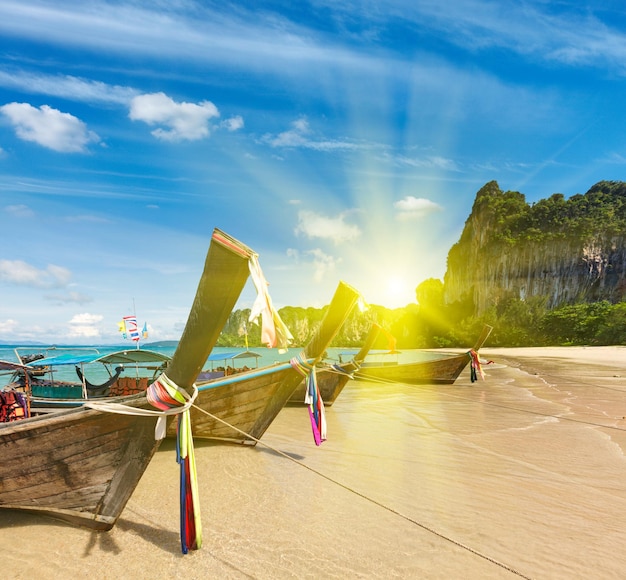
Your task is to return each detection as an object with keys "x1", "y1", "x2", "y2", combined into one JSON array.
[{"x1": 443, "y1": 181, "x2": 626, "y2": 315}]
